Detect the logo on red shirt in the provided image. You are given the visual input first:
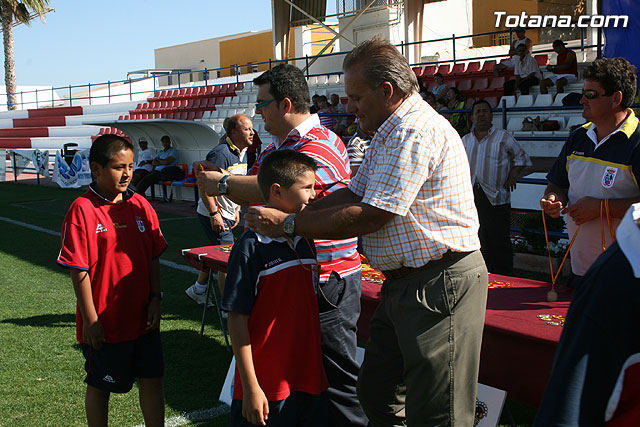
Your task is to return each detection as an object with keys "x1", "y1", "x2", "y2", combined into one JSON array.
[
  {"x1": 95, "y1": 223, "x2": 107, "y2": 233},
  {"x1": 136, "y1": 217, "x2": 145, "y2": 232}
]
